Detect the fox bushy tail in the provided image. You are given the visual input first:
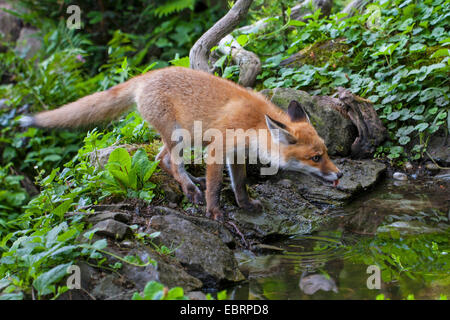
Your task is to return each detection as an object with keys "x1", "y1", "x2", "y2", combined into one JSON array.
[{"x1": 20, "y1": 78, "x2": 139, "y2": 128}]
